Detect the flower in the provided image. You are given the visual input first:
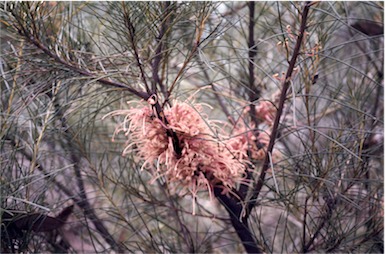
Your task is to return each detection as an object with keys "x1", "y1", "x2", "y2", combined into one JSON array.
[
  {"x1": 255, "y1": 100, "x2": 276, "y2": 126},
  {"x1": 226, "y1": 116, "x2": 271, "y2": 162},
  {"x1": 104, "y1": 95, "x2": 282, "y2": 214},
  {"x1": 105, "y1": 100, "x2": 247, "y2": 214}
]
